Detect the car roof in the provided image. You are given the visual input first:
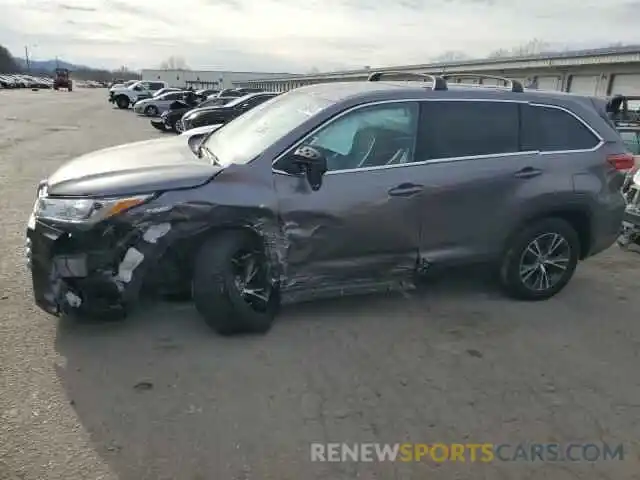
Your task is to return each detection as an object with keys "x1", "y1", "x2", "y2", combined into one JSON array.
[{"x1": 292, "y1": 80, "x2": 601, "y2": 109}]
